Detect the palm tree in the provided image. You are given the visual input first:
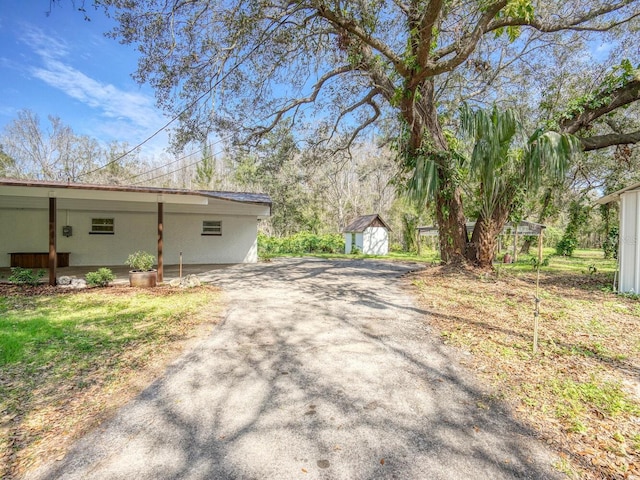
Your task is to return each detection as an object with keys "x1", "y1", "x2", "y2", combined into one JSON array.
[{"x1": 460, "y1": 104, "x2": 580, "y2": 267}]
